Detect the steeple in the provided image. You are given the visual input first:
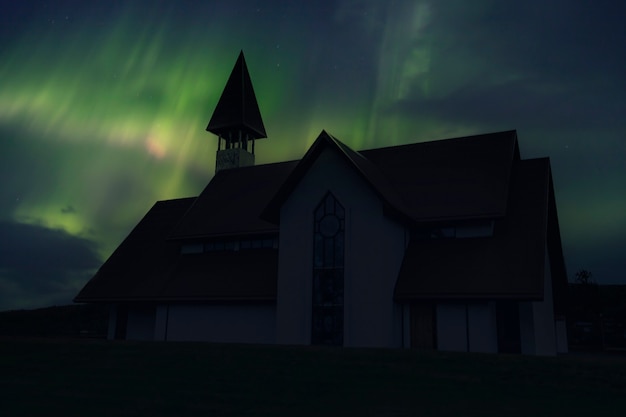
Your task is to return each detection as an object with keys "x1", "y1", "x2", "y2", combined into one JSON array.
[{"x1": 206, "y1": 51, "x2": 267, "y2": 173}]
